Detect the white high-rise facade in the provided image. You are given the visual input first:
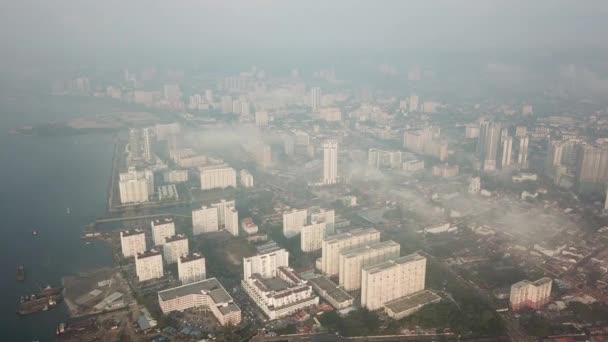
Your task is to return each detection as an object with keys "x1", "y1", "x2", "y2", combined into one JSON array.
[
  {"x1": 199, "y1": 165, "x2": 237, "y2": 190},
  {"x1": 243, "y1": 243, "x2": 289, "y2": 279},
  {"x1": 178, "y1": 253, "x2": 206, "y2": 285},
  {"x1": 323, "y1": 140, "x2": 338, "y2": 185},
  {"x1": 311, "y1": 87, "x2": 321, "y2": 112},
  {"x1": 517, "y1": 136, "x2": 529, "y2": 167},
  {"x1": 500, "y1": 136, "x2": 513, "y2": 168},
  {"x1": 240, "y1": 169, "x2": 254, "y2": 188},
  {"x1": 361, "y1": 253, "x2": 427, "y2": 310},
  {"x1": 212, "y1": 199, "x2": 236, "y2": 227},
  {"x1": 118, "y1": 167, "x2": 154, "y2": 204},
  {"x1": 321, "y1": 228, "x2": 380, "y2": 275},
  {"x1": 151, "y1": 217, "x2": 176, "y2": 246},
  {"x1": 135, "y1": 250, "x2": 164, "y2": 282},
  {"x1": 339, "y1": 240, "x2": 401, "y2": 291},
  {"x1": 142, "y1": 127, "x2": 155, "y2": 162},
  {"x1": 192, "y1": 206, "x2": 219, "y2": 235},
  {"x1": 301, "y1": 222, "x2": 327, "y2": 252},
  {"x1": 224, "y1": 207, "x2": 239, "y2": 237},
  {"x1": 163, "y1": 235, "x2": 189, "y2": 264},
  {"x1": 282, "y1": 209, "x2": 308, "y2": 238},
  {"x1": 120, "y1": 229, "x2": 146, "y2": 258}
]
